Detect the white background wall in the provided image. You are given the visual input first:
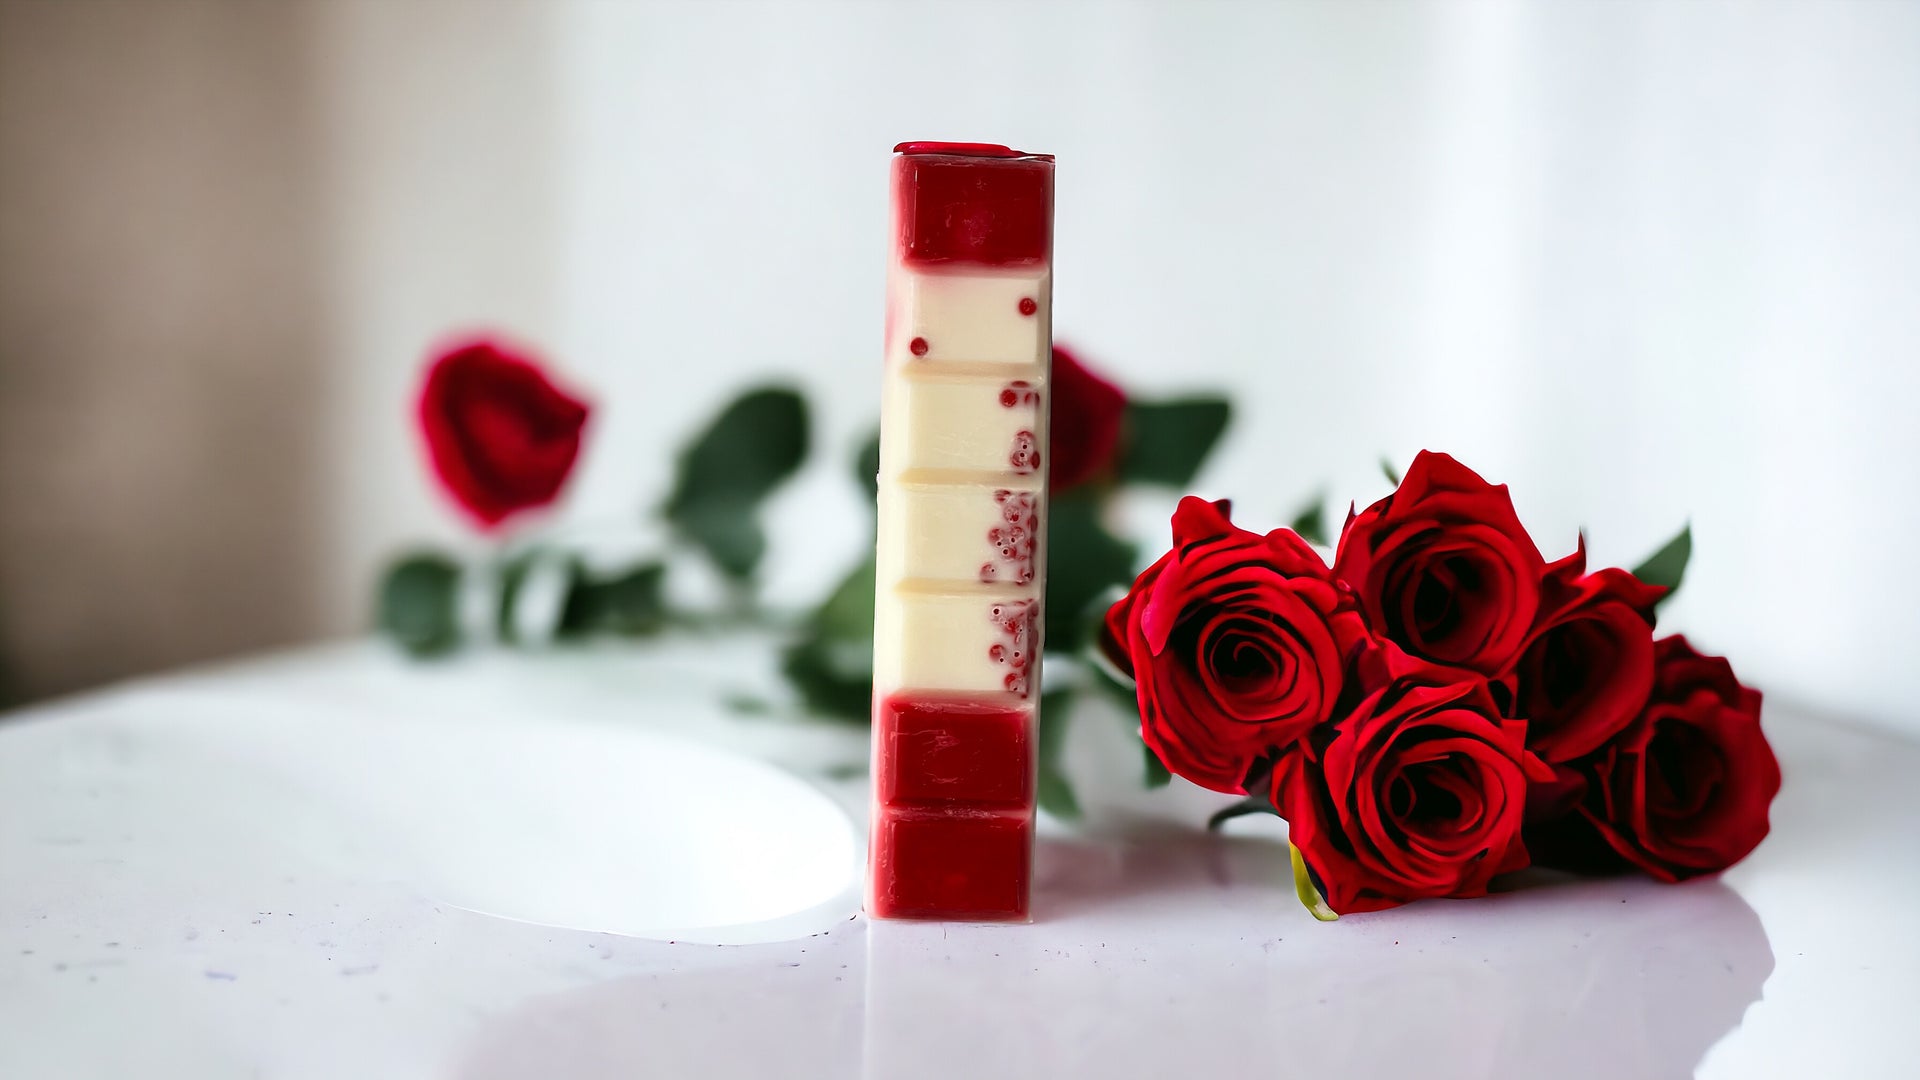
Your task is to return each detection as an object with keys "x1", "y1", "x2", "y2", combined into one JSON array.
[
  {"x1": 6, "y1": 0, "x2": 1917, "y2": 734},
  {"x1": 512, "y1": 0, "x2": 1920, "y2": 730}
]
